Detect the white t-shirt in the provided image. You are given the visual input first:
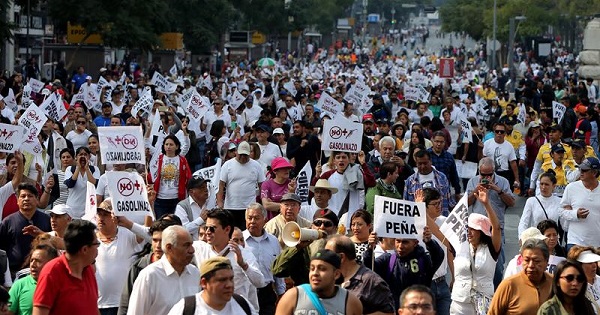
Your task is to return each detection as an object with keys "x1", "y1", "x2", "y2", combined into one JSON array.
[
  {"x1": 65, "y1": 165, "x2": 101, "y2": 218},
  {"x1": 96, "y1": 228, "x2": 143, "y2": 308},
  {"x1": 96, "y1": 173, "x2": 111, "y2": 199},
  {"x1": 66, "y1": 129, "x2": 93, "y2": 151},
  {"x1": 158, "y1": 156, "x2": 180, "y2": 199},
  {"x1": 418, "y1": 171, "x2": 436, "y2": 187},
  {"x1": 203, "y1": 111, "x2": 231, "y2": 142},
  {"x1": 483, "y1": 139, "x2": 517, "y2": 172},
  {"x1": 257, "y1": 142, "x2": 282, "y2": 172},
  {"x1": 220, "y1": 158, "x2": 265, "y2": 210},
  {"x1": 560, "y1": 180, "x2": 600, "y2": 246},
  {"x1": 167, "y1": 293, "x2": 257, "y2": 315}
]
